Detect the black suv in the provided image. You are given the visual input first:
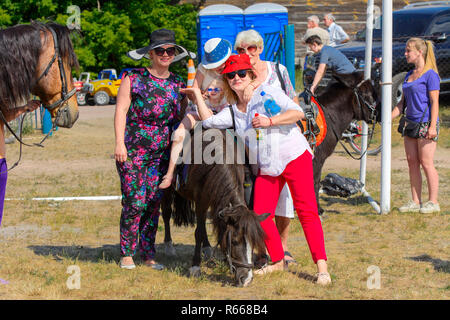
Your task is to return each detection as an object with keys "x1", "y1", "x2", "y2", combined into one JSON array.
[
  {"x1": 338, "y1": 3, "x2": 450, "y2": 105},
  {"x1": 304, "y1": 3, "x2": 450, "y2": 105}
]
